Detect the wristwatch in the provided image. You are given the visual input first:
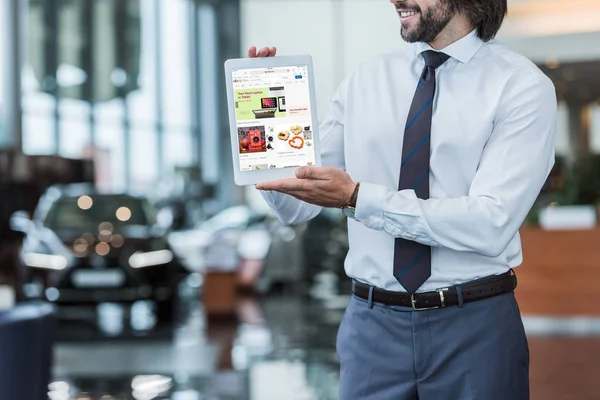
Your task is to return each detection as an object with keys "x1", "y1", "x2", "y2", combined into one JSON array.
[{"x1": 342, "y1": 182, "x2": 360, "y2": 220}]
